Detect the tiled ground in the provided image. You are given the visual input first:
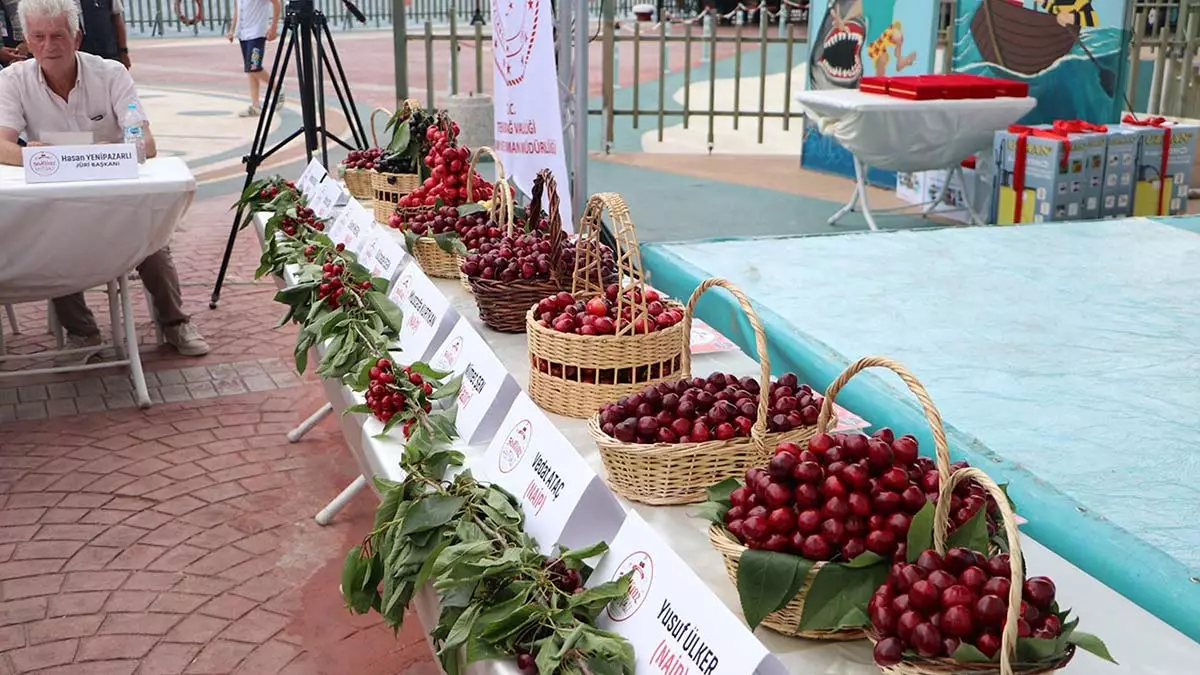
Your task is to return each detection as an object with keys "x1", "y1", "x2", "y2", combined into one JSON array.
[{"x1": 0, "y1": 192, "x2": 438, "y2": 673}]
